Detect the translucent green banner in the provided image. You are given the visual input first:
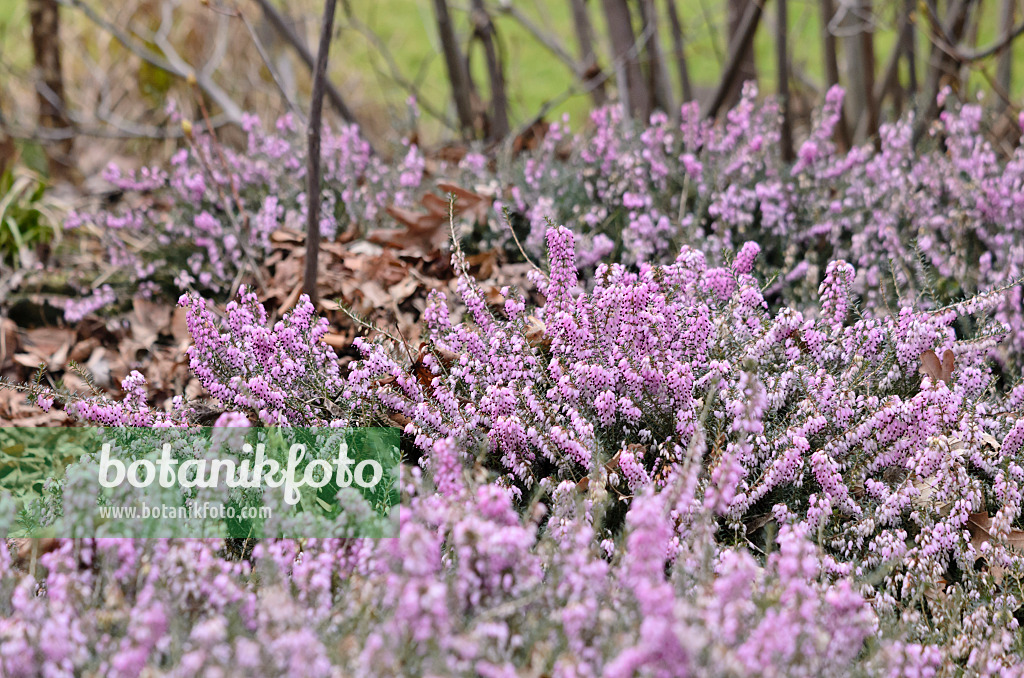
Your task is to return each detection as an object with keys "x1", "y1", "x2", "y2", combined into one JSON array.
[{"x1": 0, "y1": 427, "x2": 400, "y2": 538}]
